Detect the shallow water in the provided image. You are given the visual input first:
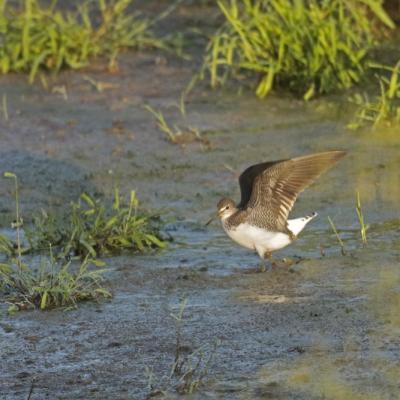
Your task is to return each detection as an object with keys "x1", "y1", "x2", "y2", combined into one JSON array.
[{"x1": 0, "y1": 38, "x2": 399, "y2": 400}]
